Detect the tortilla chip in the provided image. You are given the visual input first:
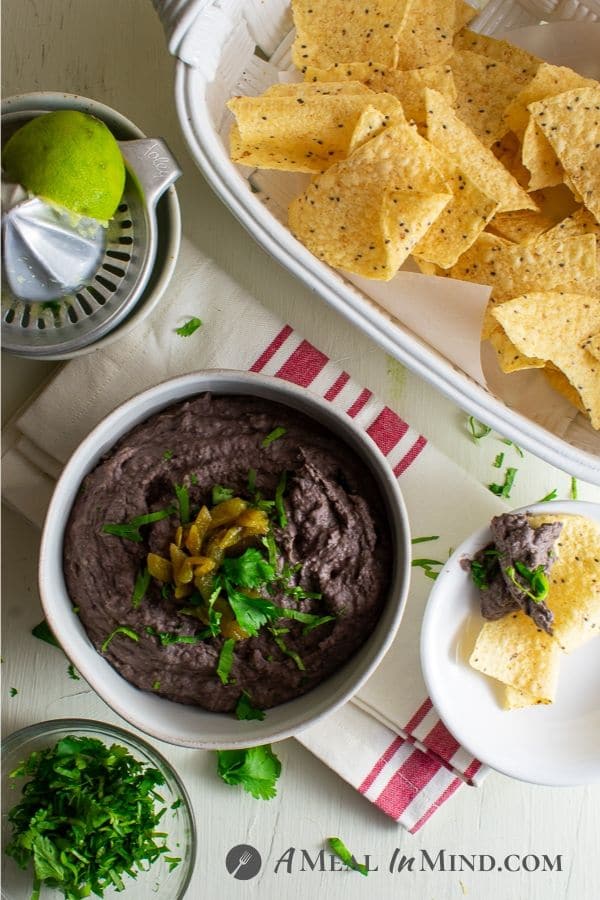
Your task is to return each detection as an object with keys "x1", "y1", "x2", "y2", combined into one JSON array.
[
  {"x1": 529, "y1": 184, "x2": 580, "y2": 224},
  {"x1": 288, "y1": 121, "x2": 451, "y2": 280},
  {"x1": 521, "y1": 117, "x2": 563, "y2": 191},
  {"x1": 291, "y1": 0, "x2": 412, "y2": 70},
  {"x1": 450, "y1": 48, "x2": 525, "y2": 147},
  {"x1": 503, "y1": 62, "x2": 596, "y2": 140},
  {"x1": 394, "y1": 0, "x2": 456, "y2": 69},
  {"x1": 527, "y1": 514, "x2": 600, "y2": 652},
  {"x1": 304, "y1": 62, "x2": 457, "y2": 129},
  {"x1": 486, "y1": 208, "x2": 555, "y2": 244},
  {"x1": 453, "y1": 28, "x2": 542, "y2": 83},
  {"x1": 543, "y1": 363, "x2": 588, "y2": 414},
  {"x1": 582, "y1": 331, "x2": 600, "y2": 362},
  {"x1": 488, "y1": 325, "x2": 545, "y2": 373},
  {"x1": 227, "y1": 91, "x2": 404, "y2": 173},
  {"x1": 528, "y1": 85, "x2": 600, "y2": 222},
  {"x1": 264, "y1": 81, "x2": 372, "y2": 97},
  {"x1": 538, "y1": 206, "x2": 600, "y2": 293},
  {"x1": 490, "y1": 131, "x2": 531, "y2": 190},
  {"x1": 469, "y1": 610, "x2": 561, "y2": 701},
  {"x1": 454, "y1": 0, "x2": 478, "y2": 32},
  {"x1": 503, "y1": 685, "x2": 551, "y2": 709},
  {"x1": 425, "y1": 88, "x2": 538, "y2": 212},
  {"x1": 413, "y1": 163, "x2": 499, "y2": 269},
  {"x1": 492, "y1": 292, "x2": 600, "y2": 428}
]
